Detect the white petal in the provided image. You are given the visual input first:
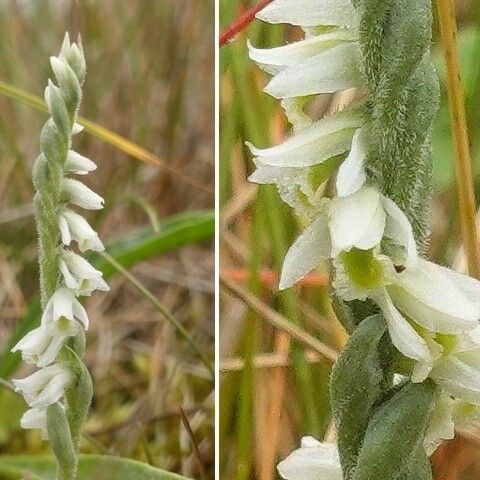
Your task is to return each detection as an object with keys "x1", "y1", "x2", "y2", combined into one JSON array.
[
  {"x1": 280, "y1": 211, "x2": 331, "y2": 289},
  {"x1": 61, "y1": 209, "x2": 104, "y2": 252},
  {"x1": 12, "y1": 327, "x2": 48, "y2": 355},
  {"x1": 265, "y1": 42, "x2": 362, "y2": 98},
  {"x1": 51, "y1": 288, "x2": 75, "y2": 322},
  {"x1": 329, "y1": 187, "x2": 386, "y2": 253},
  {"x1": 30, "y1": 371, "x2": 71, "y2": 408},
  {"x1": 375, "y1": 291, "x2": 432, "y2": 377},
  {"x1": 20, "y1": 408, "x2": 47, "y2": 430},
  {"x1": 36, "y1": 335, "x2": 67, "y2": 368},
  {"x1": 248, "y1": 109, "x2": 362, "y2": 168},
  {"x1": 248, "y1": 165, "x2": 316, "y2": 216},
  {"x1": 436, "y1": 265, "x2": 480, "y2": 307},
  {"x1": 277, "y1": 438, "x2": 342, "y2": 480},
  {"x1": 12, "y1": 364, "x2": 65, "y2": 396},
  {"x1": 58, "y1": 214, "x2": 72, "y2": 245},
  {"x1": 72, "y1": 299, "x2": 89, "y2": 330},
  {"x1": 65, "y1": 150, "x2": 97, "y2": 175},
  {"x1": 335, "y1": 128, "x2": 366, "y2": 197},
  {"x1": 59, "y1": 259, "x2": 80, "y2": 290},
  {"x1": 72, "y1": 122, "x2": 84, "y2": 135},
  {"x1": 258, "y1": 0, "x2": 359, "y2": 28},
  {"x1": 431, "y1": 356, "x2": 480, "y2": 405},
  {"x1": 424, "y1": 394, "x2": 455, "y2": 456},
  {"x1": 62, "y1": 178, "x2": 104, "y2": 210},
  {"x1": 380, "y1": 196, "x2": 418, "y2": 266},
  {"x1": 62, "y1": 250, "x2": 102, "y2": 279},
  {"x1": 389, "y1": 258, "x2": 480, "y2": 334},
  {"x1": 248, "y1": 30, "x2": 357, "y2": 75}
]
